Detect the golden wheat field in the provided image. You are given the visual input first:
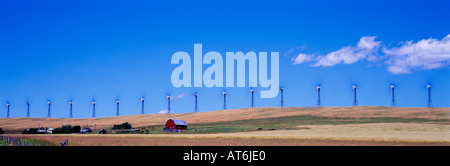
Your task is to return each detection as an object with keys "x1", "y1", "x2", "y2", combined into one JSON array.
[
  {"x1": 1, "y1": 106, "x2": 448, "y2": 131},
  {"x1": 1, "y1": 106, "x2": 450, "y2": 146}
]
